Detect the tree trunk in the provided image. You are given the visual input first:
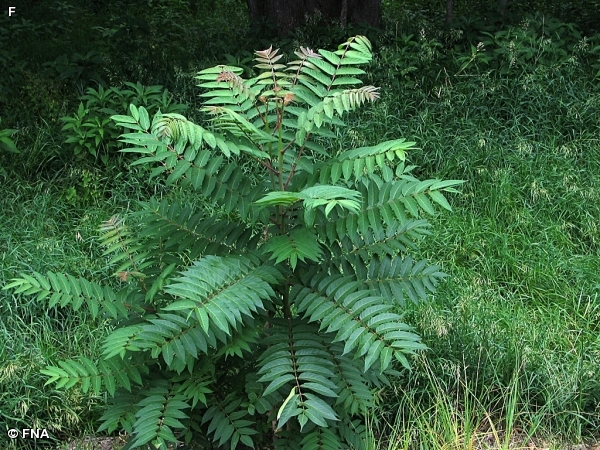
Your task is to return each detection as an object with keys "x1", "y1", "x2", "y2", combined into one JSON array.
[
  {"x1": 498, "y1": 0, "x2": 510, "y2": 18},
  {"x1": 246, "y1": 0, "x2": 381, "y2": 36},
  {"x1": 347, "y1": 0, "x2": 381, "y2": 29},
  {"x1": 445, "y1": 0, "x2": 453, "y2": 25}
]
